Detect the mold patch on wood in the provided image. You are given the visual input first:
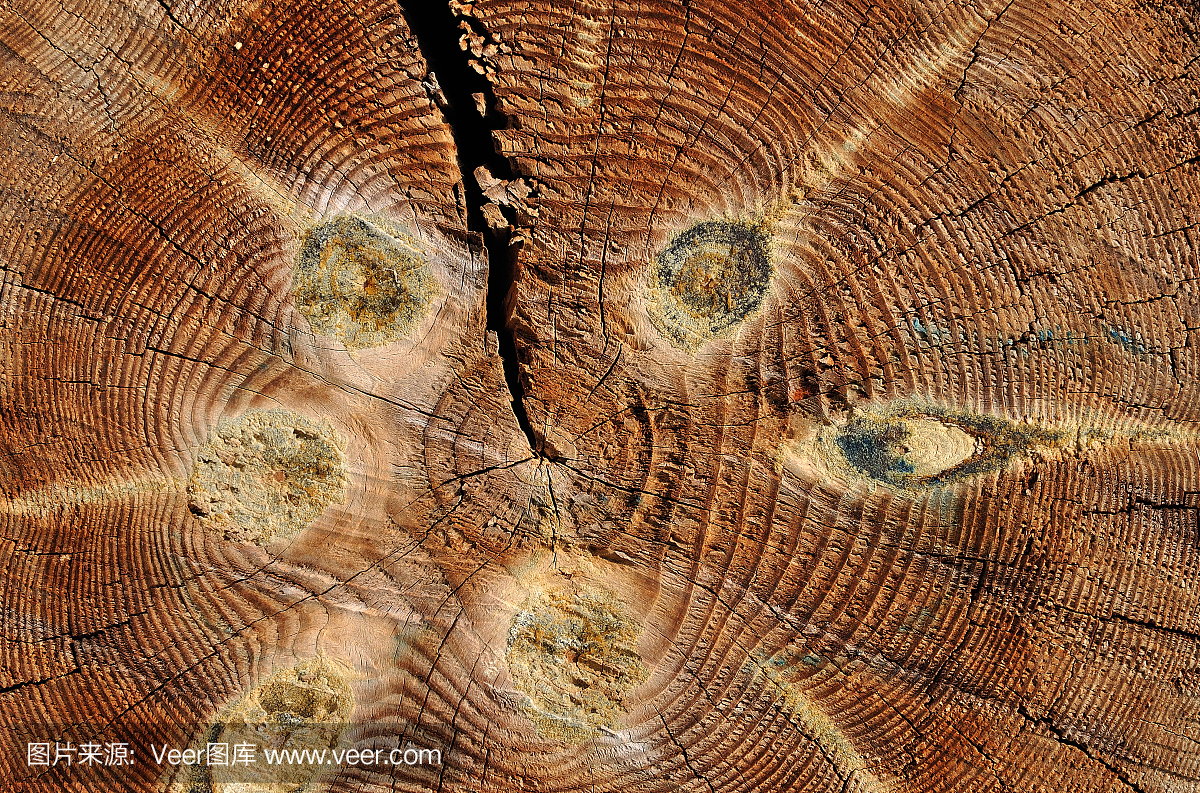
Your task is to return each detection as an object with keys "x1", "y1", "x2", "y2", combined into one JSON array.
[
  {"x1": 188, "y1": 410, "x2": 347, "y2": 544},
  {"x1": 647, "y1": 220, "x2": 774, "y2": 349},
  {"x1": 785, "y1": 400, "x2": 1069, "y2": 495},
  {"x1": 505, "y1": 586, "x2": 649, "y2": 741},
  {"x1": 172, "y1": 656, "x2": 353, "y2": 793},
  {"x1": 293, "y1": 215, "x2": 439, "y2": 349}
]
